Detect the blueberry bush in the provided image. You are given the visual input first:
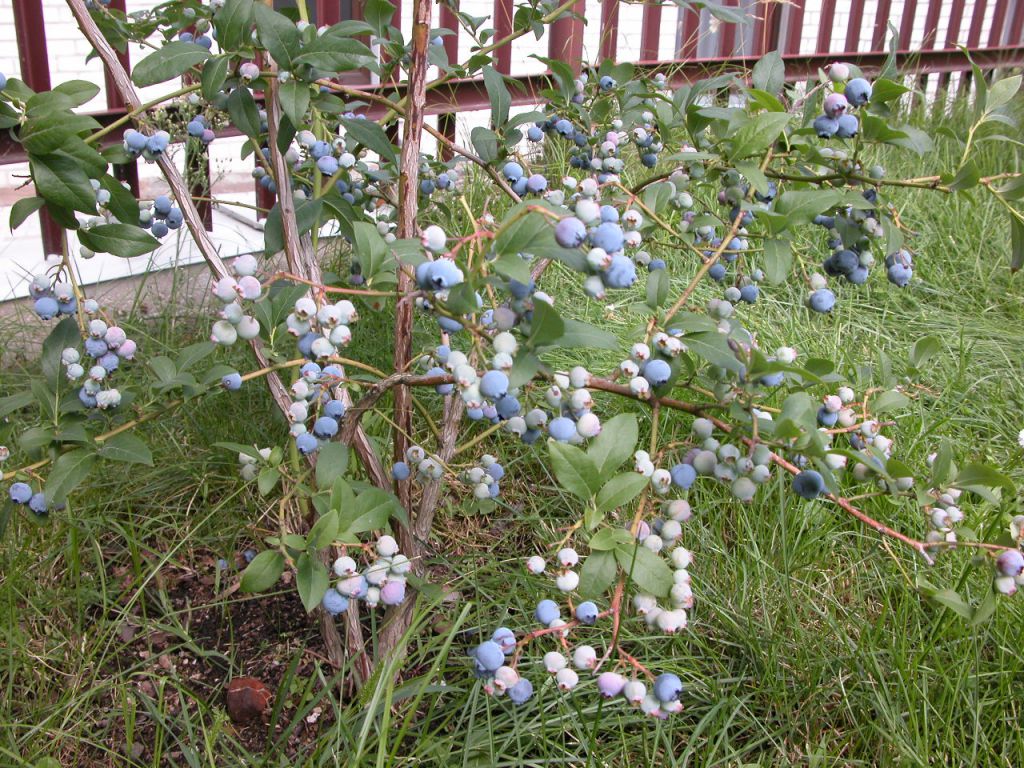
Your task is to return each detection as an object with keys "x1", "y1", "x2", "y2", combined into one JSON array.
[{"x1": 3, "y1": 0, "x2": 1024, "y2": 730}]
